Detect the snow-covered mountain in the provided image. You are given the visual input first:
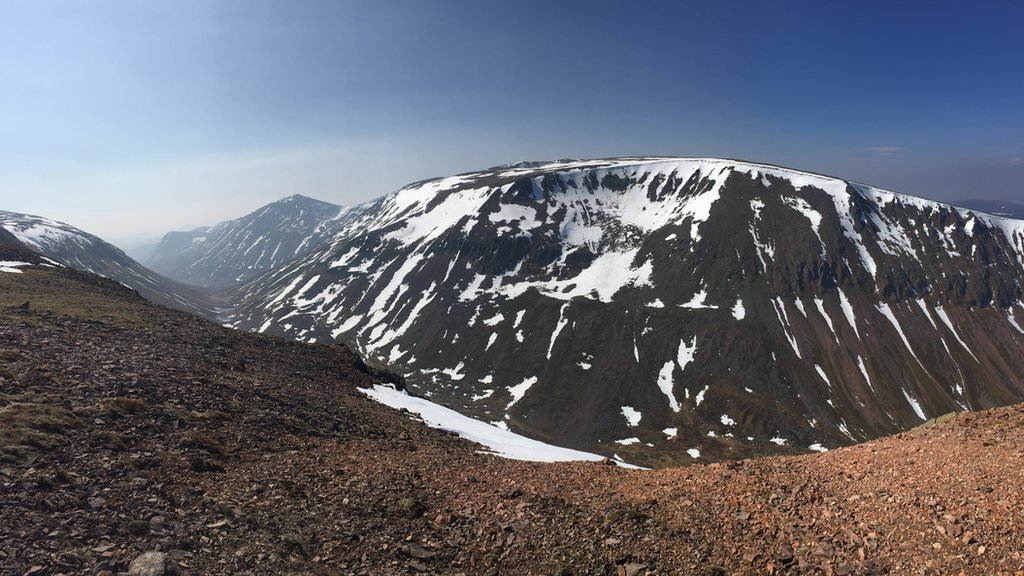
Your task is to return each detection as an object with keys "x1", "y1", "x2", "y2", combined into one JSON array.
[
  {"x1": 0, "y1": 227, "x2": 42, "y2": 264},
  {"x1": 221, "y1": 158, "x2": 1024, "y2": 465},
  {"x1": 0, "y1": 210, "x2": 215, "y2": 318},
  {"x1": 146, "y1": 194, "x2": 353, "y2": 288}
]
